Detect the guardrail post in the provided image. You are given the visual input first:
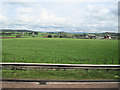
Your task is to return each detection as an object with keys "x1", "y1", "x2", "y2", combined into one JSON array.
[
  {"x1": 106, "y1": 69, "x2": 109, "y2": 72},
  {"x1": 64, "y1": 68, "x2": 66, "y2": 71},
  {"x1": 75, "y1": 68, "x2": 78, "y2": 71},
  {"x1": 39, "y1": 82, "x2": 46, "y2": 85},
  {"x1": 85, "y1": 69, "x2": 88, "y2": 73}
]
